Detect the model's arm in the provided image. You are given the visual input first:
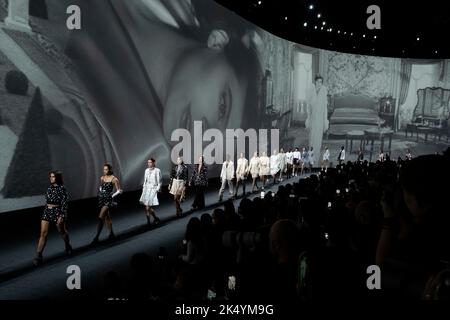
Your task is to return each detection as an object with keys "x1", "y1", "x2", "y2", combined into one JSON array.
[
  {"x1": 60, "y1": 186, "x2": 68, "y2": 218},
  {"x1": 156, "y1": 169, "x2": 162, "y2": 191},
  {"x1": 112, "y1": 177, "x2": 122, "y2": 198},
  {"x1": 143, "y1": 169, "x2": 148, "y2": 187}
]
